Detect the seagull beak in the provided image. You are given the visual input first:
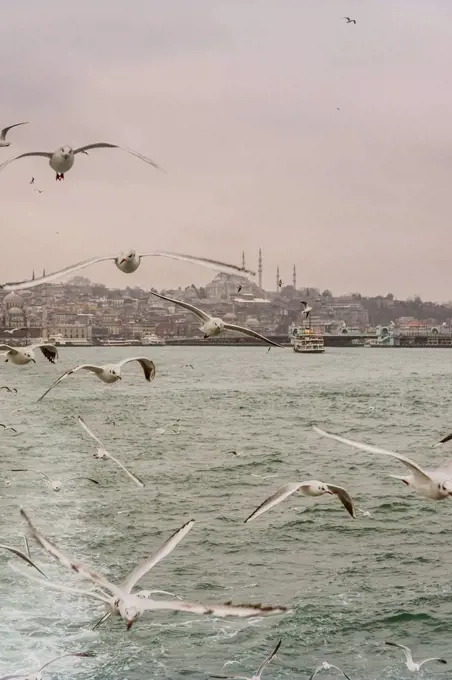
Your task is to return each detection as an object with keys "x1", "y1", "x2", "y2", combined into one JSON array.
[
  {"x1": 119, "y1": 258, "x2": 126, "y2": 265},
  {"x1": 126, "y1": 620, "x2": 133, "y2": 630},
  {"x1": 31, "y1": 359, "x2": 36, "y2": 363}
]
